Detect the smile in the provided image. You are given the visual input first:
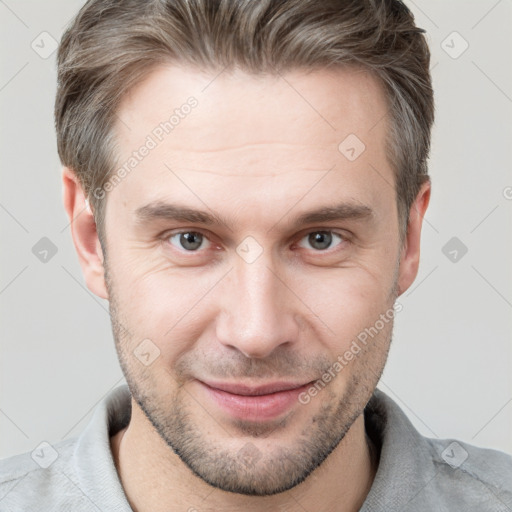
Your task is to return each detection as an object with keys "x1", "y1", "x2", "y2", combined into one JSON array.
[{"x1": 197, "y1": 380, "x2": 314, "y2": 422}]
